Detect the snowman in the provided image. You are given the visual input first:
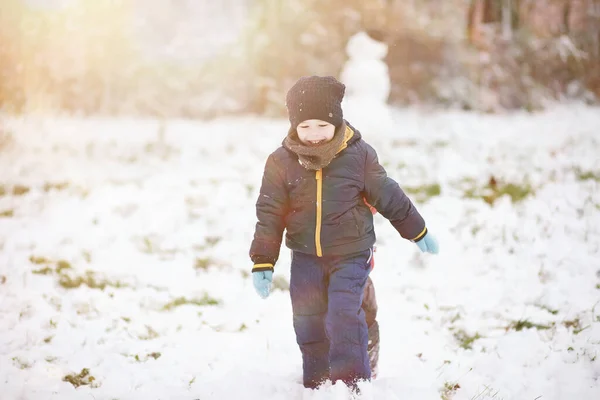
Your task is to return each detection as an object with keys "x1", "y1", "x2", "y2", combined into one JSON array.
[{"x1": 340, "y1": 31, "x2": 395, "y2": 138}]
